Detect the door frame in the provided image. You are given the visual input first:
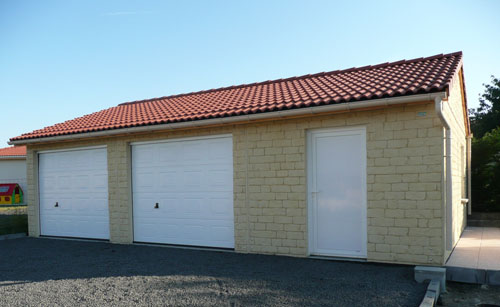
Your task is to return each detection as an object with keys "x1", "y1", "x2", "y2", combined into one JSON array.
[
  {"x1": 130, "y1": 134, "x2": 233, "y2": 146},
  {"x1": 307, "y1": 126, "x2": 367, "y2": 258},
  {"x1": 37, "y1": 145, "x2": 109, "y2": 239}
]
